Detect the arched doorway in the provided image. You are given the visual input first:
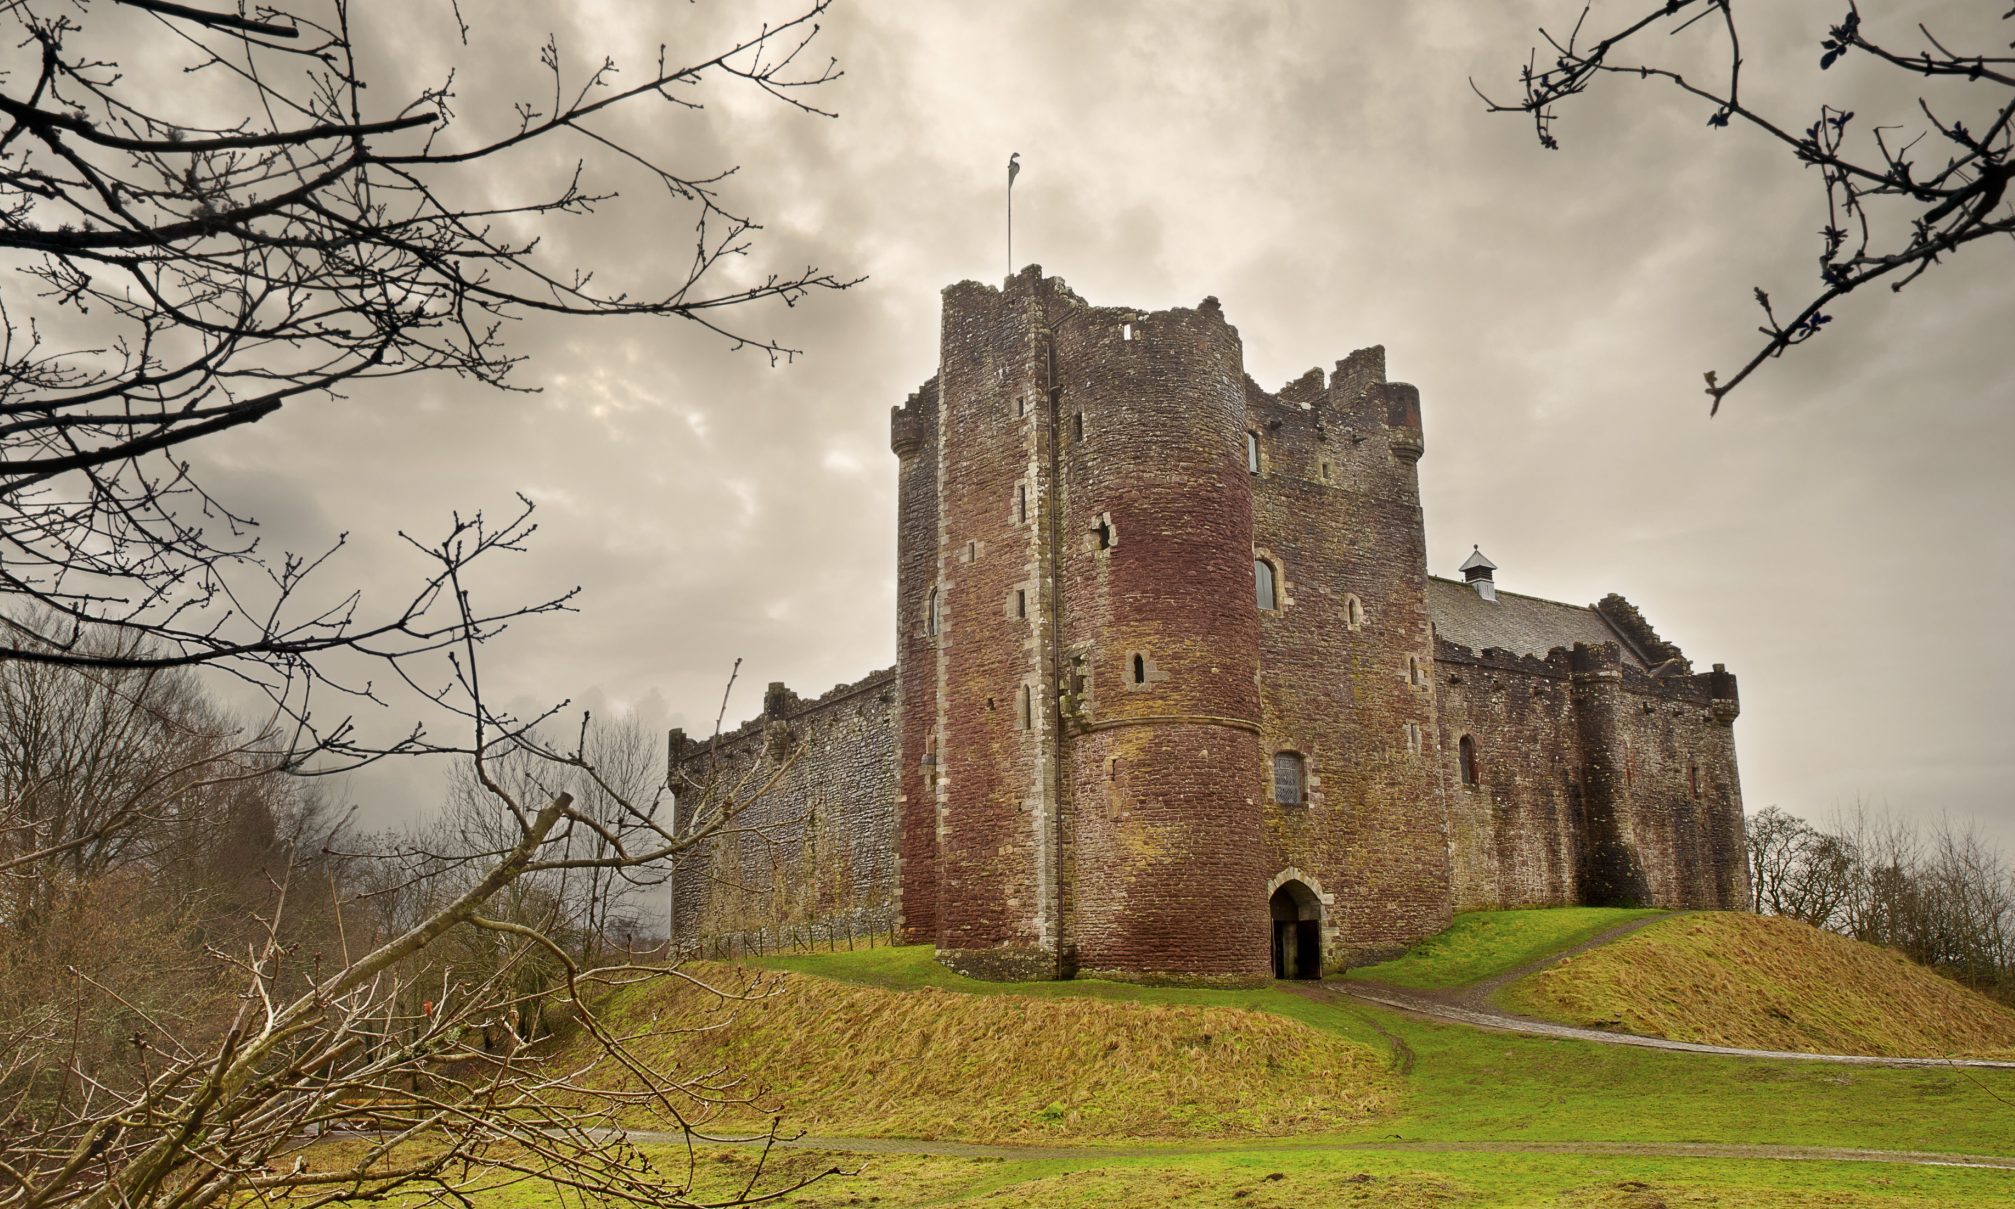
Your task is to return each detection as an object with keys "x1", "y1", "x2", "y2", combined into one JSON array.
[{"x1": 1269, "y1": 880, "x2": 1322, "y2": 980}]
